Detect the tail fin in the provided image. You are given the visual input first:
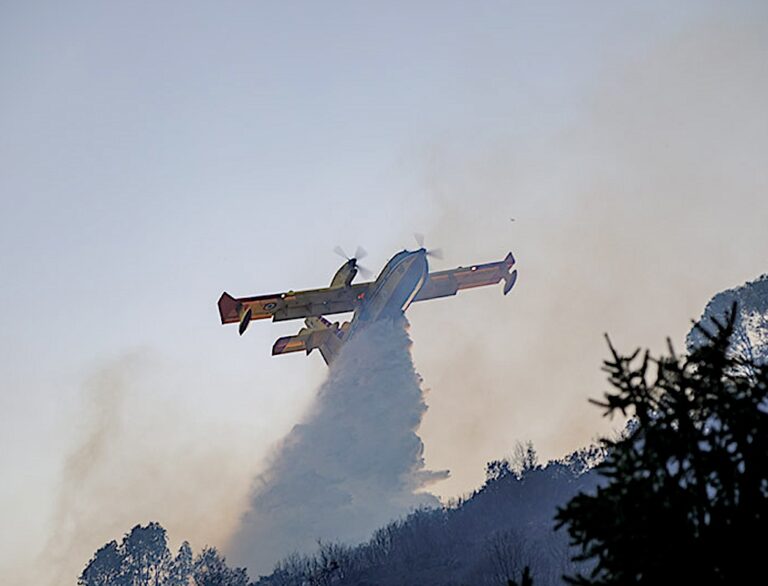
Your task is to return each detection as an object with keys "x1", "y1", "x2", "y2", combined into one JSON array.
[{"x1": 272, "y1": 317, "x2": 346, "y2": 365}]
